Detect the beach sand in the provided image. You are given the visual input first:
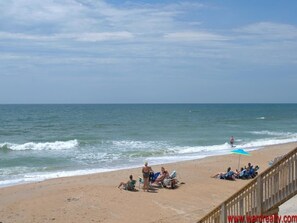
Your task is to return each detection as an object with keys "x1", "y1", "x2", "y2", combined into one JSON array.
[{"x1": 0, "y1": 142, "x2": 296, "y2": 223}]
